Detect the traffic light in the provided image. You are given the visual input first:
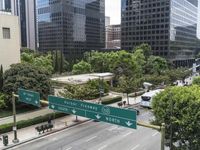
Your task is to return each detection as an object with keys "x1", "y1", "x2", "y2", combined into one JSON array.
[{"x1": 2, "y1": 134, "x2": 8, "y2": 146}]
